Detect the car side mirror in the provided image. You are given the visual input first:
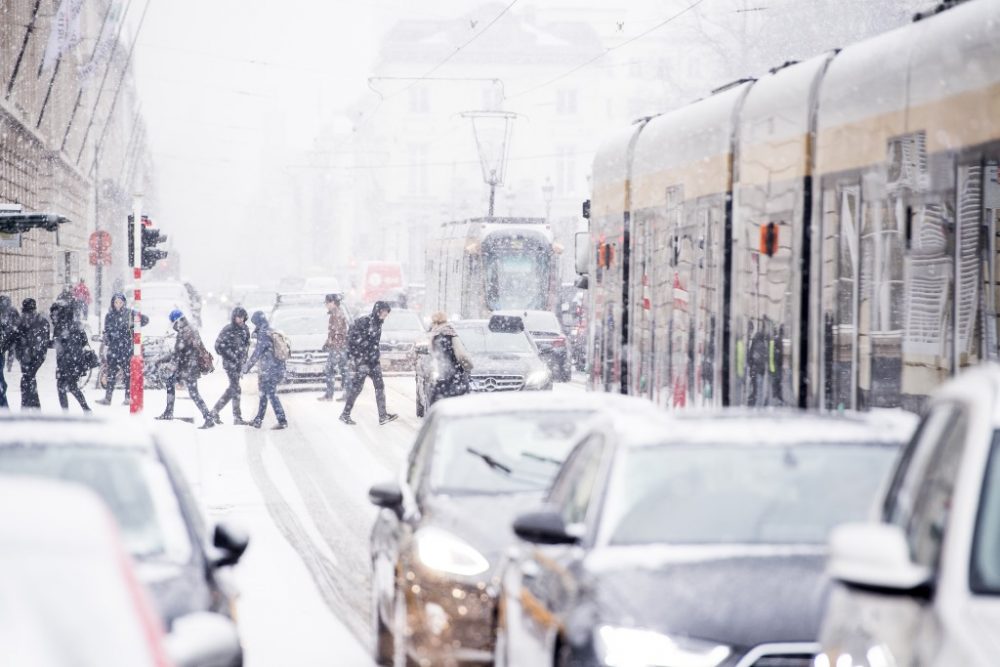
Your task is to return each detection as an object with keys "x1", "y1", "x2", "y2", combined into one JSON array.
[
  {"x1": 165, "y1": 612, "x2": 243, "y2": 667},
  {"x1": 211, "y1": 522, "x2": 249, "y2": 568},
  {"x1": 828, "y1": 522, "x2": 933, "y2": 596},
  {"x1": 369, "y1": 481, "x2": 404, "y2": 517},
  {"x1": 513, "y1": 510, "x2": 579, "y2": 545}
]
